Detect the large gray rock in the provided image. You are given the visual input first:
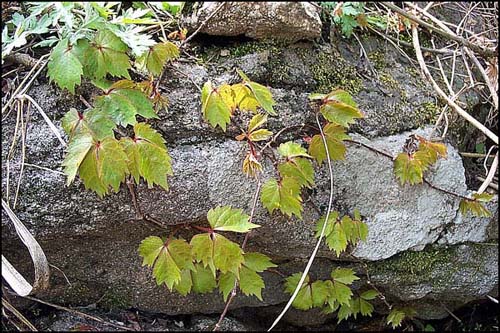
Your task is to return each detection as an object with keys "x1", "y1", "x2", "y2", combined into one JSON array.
[{"x1": 183, "y1": 2, "x2": 322, "y2": 42}]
